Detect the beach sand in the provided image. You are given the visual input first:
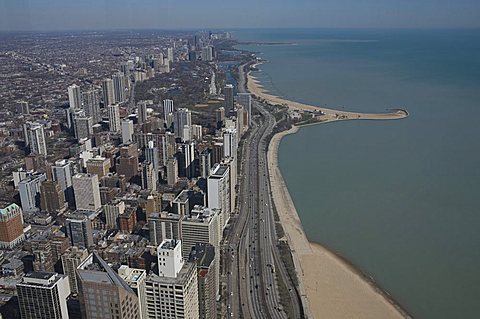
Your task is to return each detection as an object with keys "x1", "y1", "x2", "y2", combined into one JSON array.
[{"x1": 256, "y1": 64, "x2": 411, "y2": 318}]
